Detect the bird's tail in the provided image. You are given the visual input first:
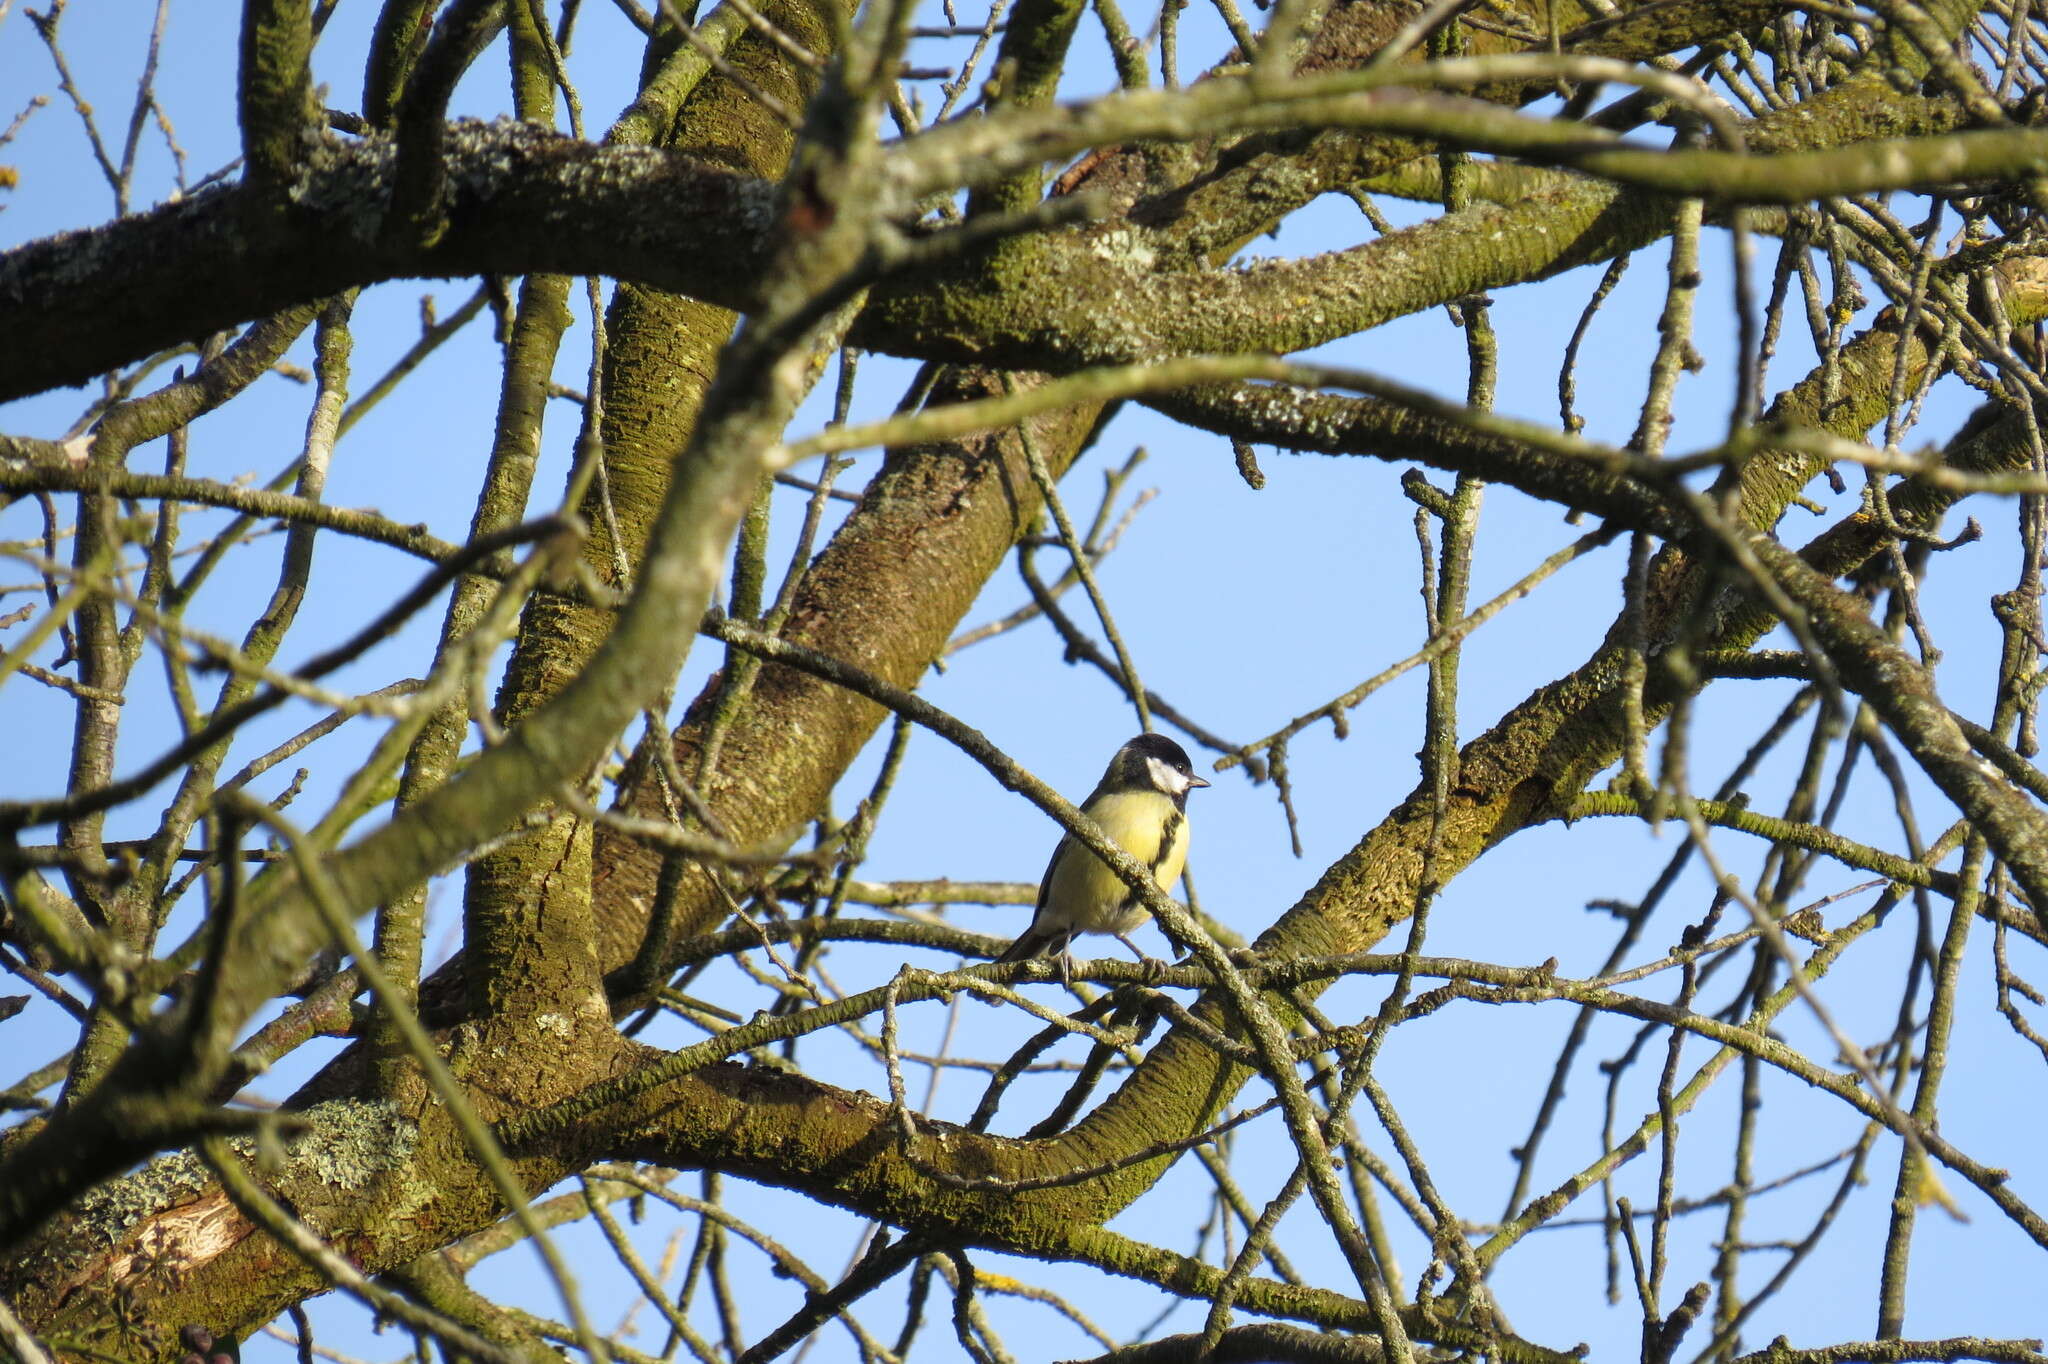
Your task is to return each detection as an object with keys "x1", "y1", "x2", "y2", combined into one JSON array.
[{"x1": 993, "y1": 925, "x2": 1070, "y2": 965}]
